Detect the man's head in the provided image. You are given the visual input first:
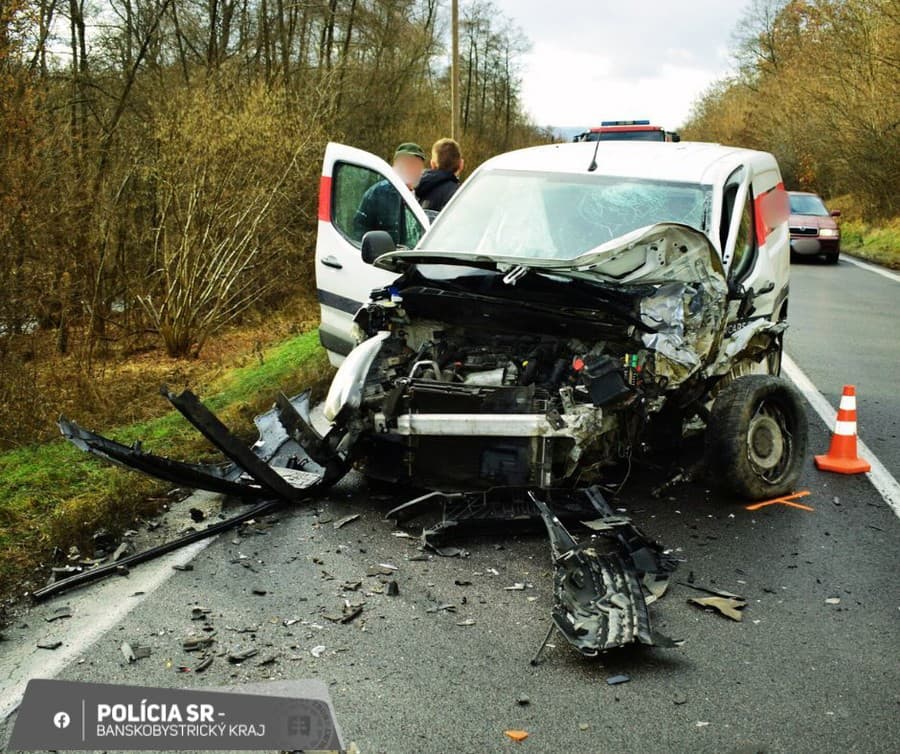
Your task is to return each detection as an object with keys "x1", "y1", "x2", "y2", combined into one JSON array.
[
  {"x1": 430, "y1": 138, "x2": 464, "y2": 176},
  {"x1": 393, "y1": 142, "x2": 427, "y2": 188}
]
